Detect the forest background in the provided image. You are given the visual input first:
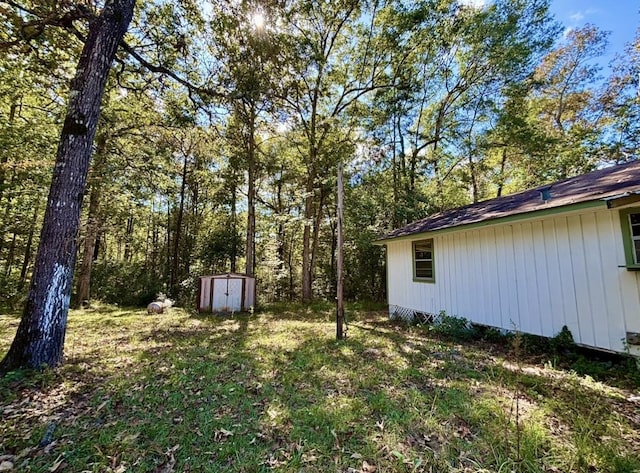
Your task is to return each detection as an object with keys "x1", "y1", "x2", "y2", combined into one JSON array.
[{"x1": 0, "y1": 0, "x2": 638, "y2": 310}]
